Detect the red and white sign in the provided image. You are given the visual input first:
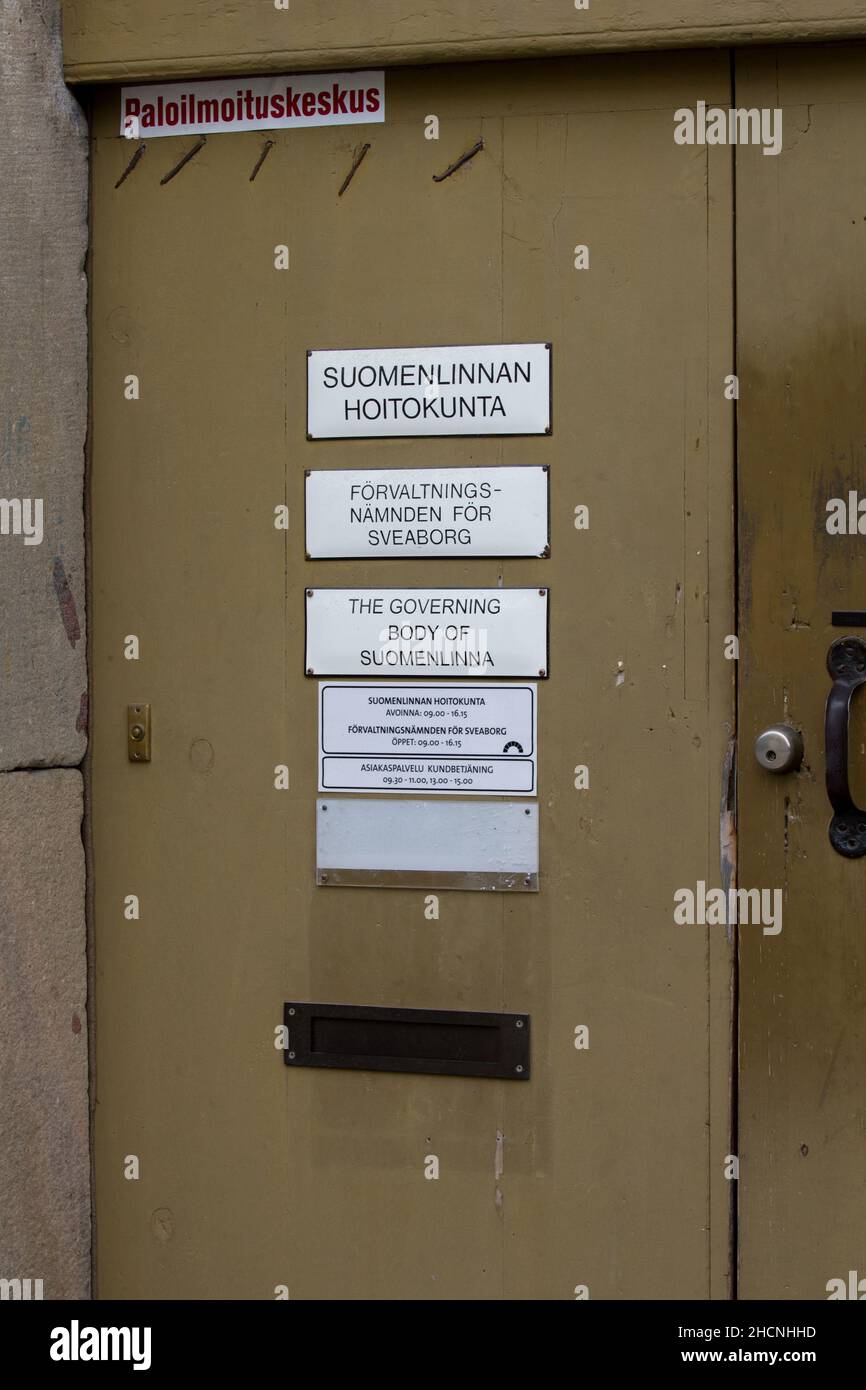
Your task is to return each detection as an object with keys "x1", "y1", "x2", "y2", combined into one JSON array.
[{"x1": 120, "y1": 71, "x2": 385, "y2": 139}]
